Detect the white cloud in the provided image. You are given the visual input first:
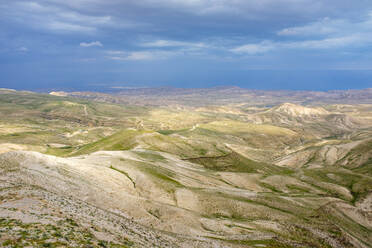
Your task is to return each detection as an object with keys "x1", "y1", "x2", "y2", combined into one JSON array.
[
  {"x1": 277, "y1": 11, "x2": 372, "y2": 37},
  {"x1": 231, "y1": 41, "x2": 274, "y2": 54},
  {"x1": 141, "y1": 40, "x2": 206, "y2": 48},
  {"x1": 105, "y1": 50, "x2": 176, "y2": 61},
  {"x1": 232, "y1": 35, "x2": 368, "y2": 54},
  {"x1": 277, "y1": 17, "x2": 343, "y2": 36},
  {"x1": 106, "y1": 50, "x2": 126, "y2": 55},
  {"x1": 285, "y1": 35, "x2": 362, "y2": 49},
  {"x1": 47, "y1": 21, "x2": 95, "y2": 33},
  {"x1": 80, "y1": 41, "x2": 103, "y2": 47}
]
